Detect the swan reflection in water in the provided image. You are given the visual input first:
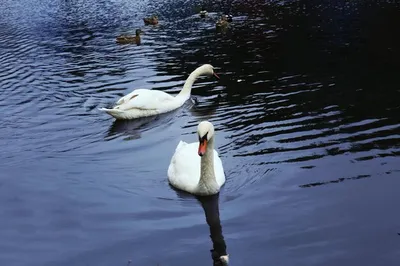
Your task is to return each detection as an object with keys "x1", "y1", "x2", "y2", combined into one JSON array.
[
  {"x1": 104, "y1": 106, "x2": 183, "y2": 140},
  {"x1": 168, "y1": 186, "x2": 229, "y2": 265},
  {"x1": 196, "y1": 193, "x2": 229, "y2": 266},
  {"x1": 106, "y1": 115, "x2": 163, "y2": 140}
]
